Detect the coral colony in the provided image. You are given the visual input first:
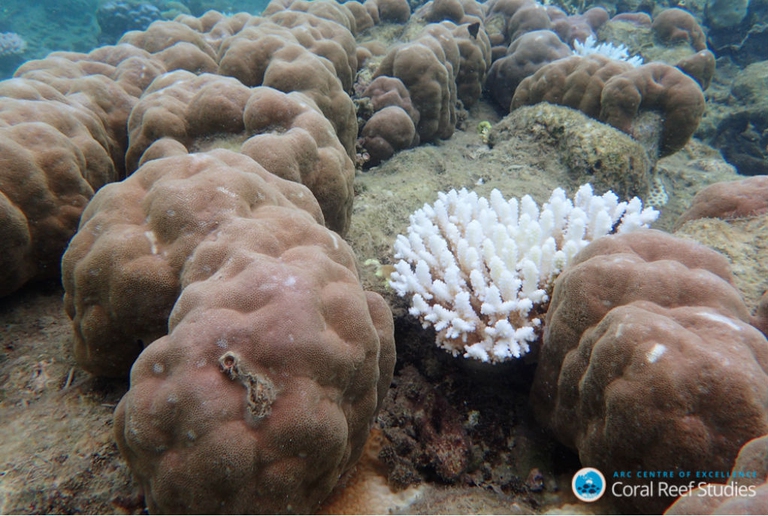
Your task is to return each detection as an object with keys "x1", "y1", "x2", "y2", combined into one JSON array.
[
  {"x1": 0, "y1": 32, "x2": 27, "y2": 57},
  {"x1": 390, "y1": 184, "x2": 658, "y2": 363},
  {"x1": 572, "y1": 35, "x2": 644, "y2": 67}
]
